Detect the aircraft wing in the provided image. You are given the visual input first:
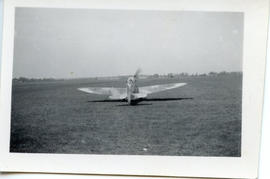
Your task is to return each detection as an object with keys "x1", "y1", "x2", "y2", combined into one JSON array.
[
  {"x1": 139, "y1": 83, "x2": 186, "y2": 95},
  {"x1": 78, "y1": 87, "x2": 127, "y2": 99}
]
